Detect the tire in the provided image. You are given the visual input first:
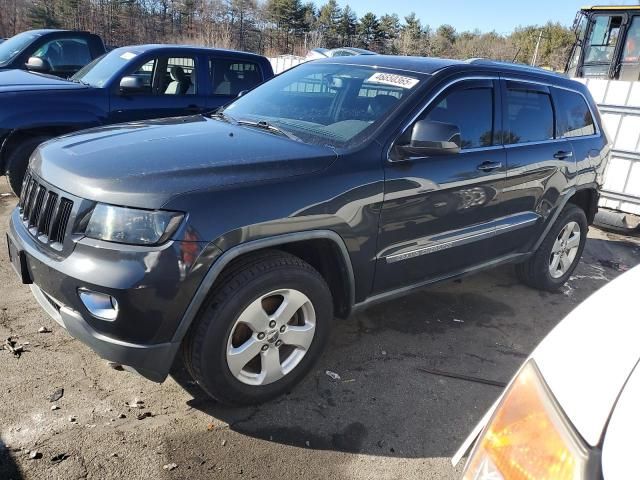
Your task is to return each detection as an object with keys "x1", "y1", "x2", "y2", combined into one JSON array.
[
  {"x1": 516, "y1": 204, "x2": 588, "y2": 291},
  {"x1": 183, "y1": 250, "x2": 333, "y2": 405},
  {"x1": 6, "y1": 136, "x2": 50, "y2": 196}
]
